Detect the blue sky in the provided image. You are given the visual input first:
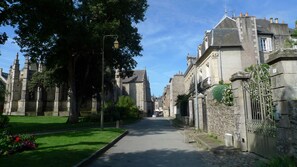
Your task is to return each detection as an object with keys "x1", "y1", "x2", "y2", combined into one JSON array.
[{"x1": 0, "y1": 0, "x2": 296, "y2": 96}]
